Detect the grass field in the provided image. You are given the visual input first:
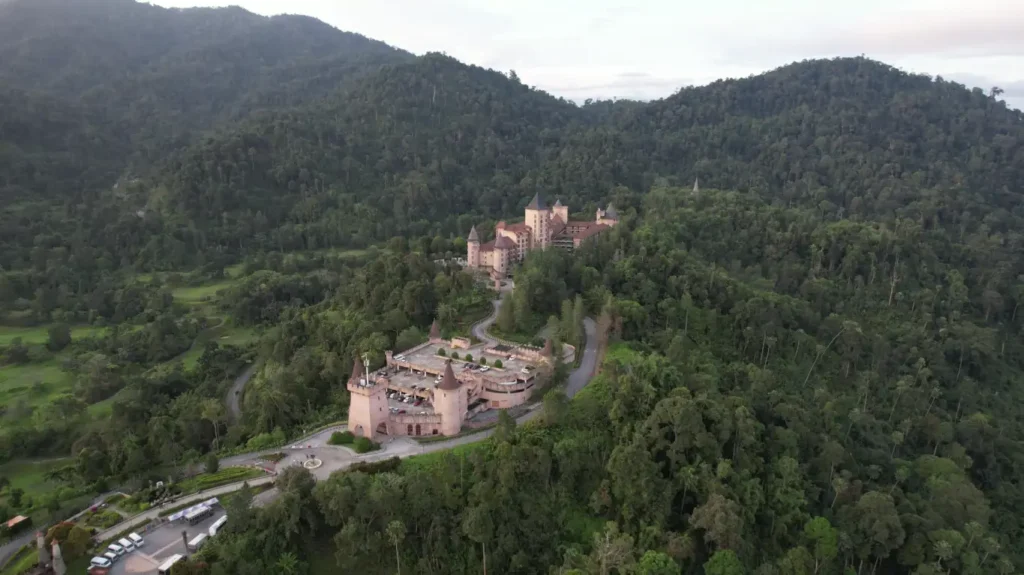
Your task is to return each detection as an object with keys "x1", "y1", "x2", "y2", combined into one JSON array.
[
  {"x1": 0, "y1": 546, "x2": 35, "y2": 575},
  {"x1": 0, "y1": 457, "x2": 73, "y2": 497},
  {"x1": 171, "y1": 281, "x2": 237, "y2": 303},
  {"x1": 0, "y1": 359, "x2": 74, "y2": 409},
  {"x1": 399, "y1": 441, "x2": 486, "y2": 473},
  {"x1": 0, "y1": 325, "x2": 107, "y2": 346}
]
